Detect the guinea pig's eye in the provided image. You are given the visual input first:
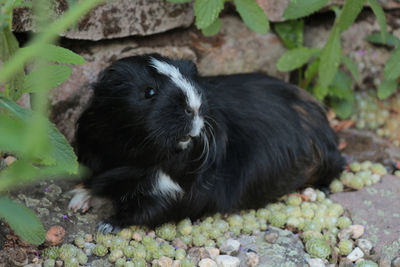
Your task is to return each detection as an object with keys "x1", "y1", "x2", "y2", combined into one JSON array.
[{"x1": 145, "y1": 87, "x2": 156, "y2": 99}]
